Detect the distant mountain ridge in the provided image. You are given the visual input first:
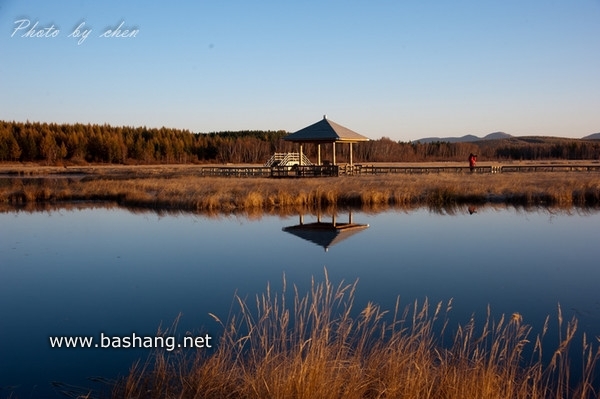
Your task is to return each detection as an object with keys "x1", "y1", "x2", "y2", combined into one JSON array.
[
  {"x1": 582, "y1": 132, "x2": 600, "y2": 140},
  {"x1": 414, "y1": 132, "x2": 512, "y2": 143},
  {"x1": 416, "y1": 131, "x2": 600, "y2": 143}
]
